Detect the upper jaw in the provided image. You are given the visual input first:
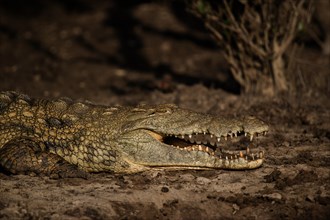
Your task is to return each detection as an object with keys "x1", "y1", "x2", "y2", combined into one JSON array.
[{"x1": 147, "y1": 115, "x2": 269, "y2": 143}]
